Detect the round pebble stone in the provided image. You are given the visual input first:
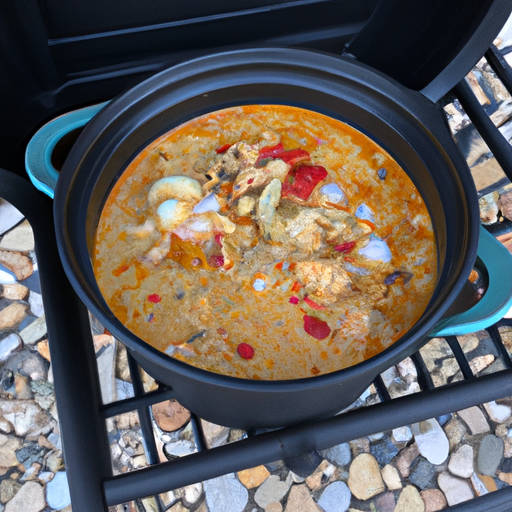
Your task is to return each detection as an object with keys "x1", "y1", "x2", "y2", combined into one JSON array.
[
  {"x1": 370, "y1": 436, "x2": 398, "y2": 466},
  {"x1": 347, "y1": 453, "x2": 385, "y2": 500},
  {"x1": 411, "y1": 419, "x2": 449, "y2": 465},
  {"x1": 381, "y1": 464, "x2": 402, "y2": 490},
  {"x1": 283, "y1": 484, "x2": 318, "y2": 512},
  {"x1": 420, "y1": 488, "x2": 448, "y2": 512},
  {"x1": 46, "y1": 471, "x2": 71, "y2": 510},
  {"x1": 0, "y1": 334, "x2": 22, "y2": 362},
  {"x1": 152, "y1": 400, "x2": 191, "y2": 432},
  {"x1": 4, "y1": 481, "x2": 45, "y2": 512},
  {"x1": 437, "y1": 472, "x2": 474, "y2": 506},
  {"x1": 448, "y1": 444, "x2": 473, "y2": 479},
  {"x1": 477, "y1": 435, "x2": 504, "y2": 476},
  {"x1": 317, "y1": 481, "x2": 351, "y2": 512},
  {"x1": 394, "y1": 485, "x2": 424, "y2": 512},
  {"x1": 319, "y1": 443, "x2": 351, "y2": 467},
  {"x1": 203, "y1": 473, "x2": 248, "y2": 512},
  {"x1": 254, "y1": 475, "x2": 290, "y2": 509}
]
